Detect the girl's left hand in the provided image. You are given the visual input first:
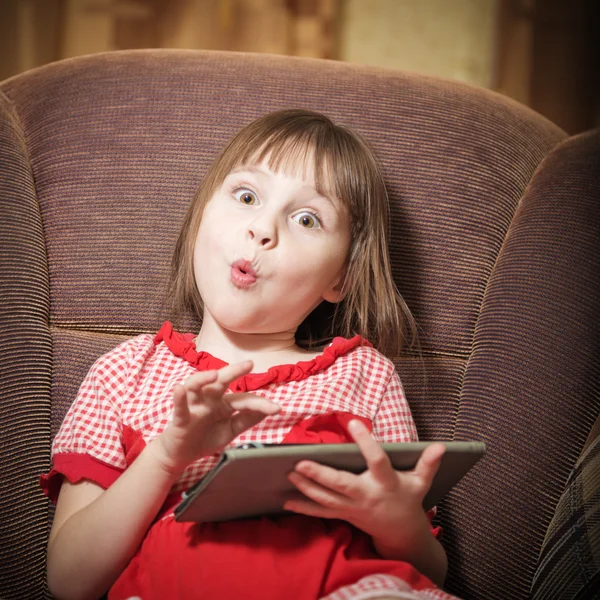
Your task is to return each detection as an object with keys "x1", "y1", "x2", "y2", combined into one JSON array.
[{"x1": 284, "y1": 420, "x2": 446, "y2": 547}]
